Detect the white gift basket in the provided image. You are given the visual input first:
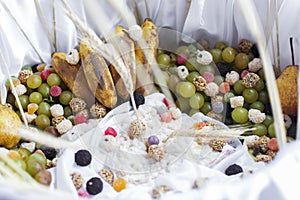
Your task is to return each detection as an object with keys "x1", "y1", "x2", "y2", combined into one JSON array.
[{"x1": 0, "y1": 0, "x2": 300, "y2": 199}]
